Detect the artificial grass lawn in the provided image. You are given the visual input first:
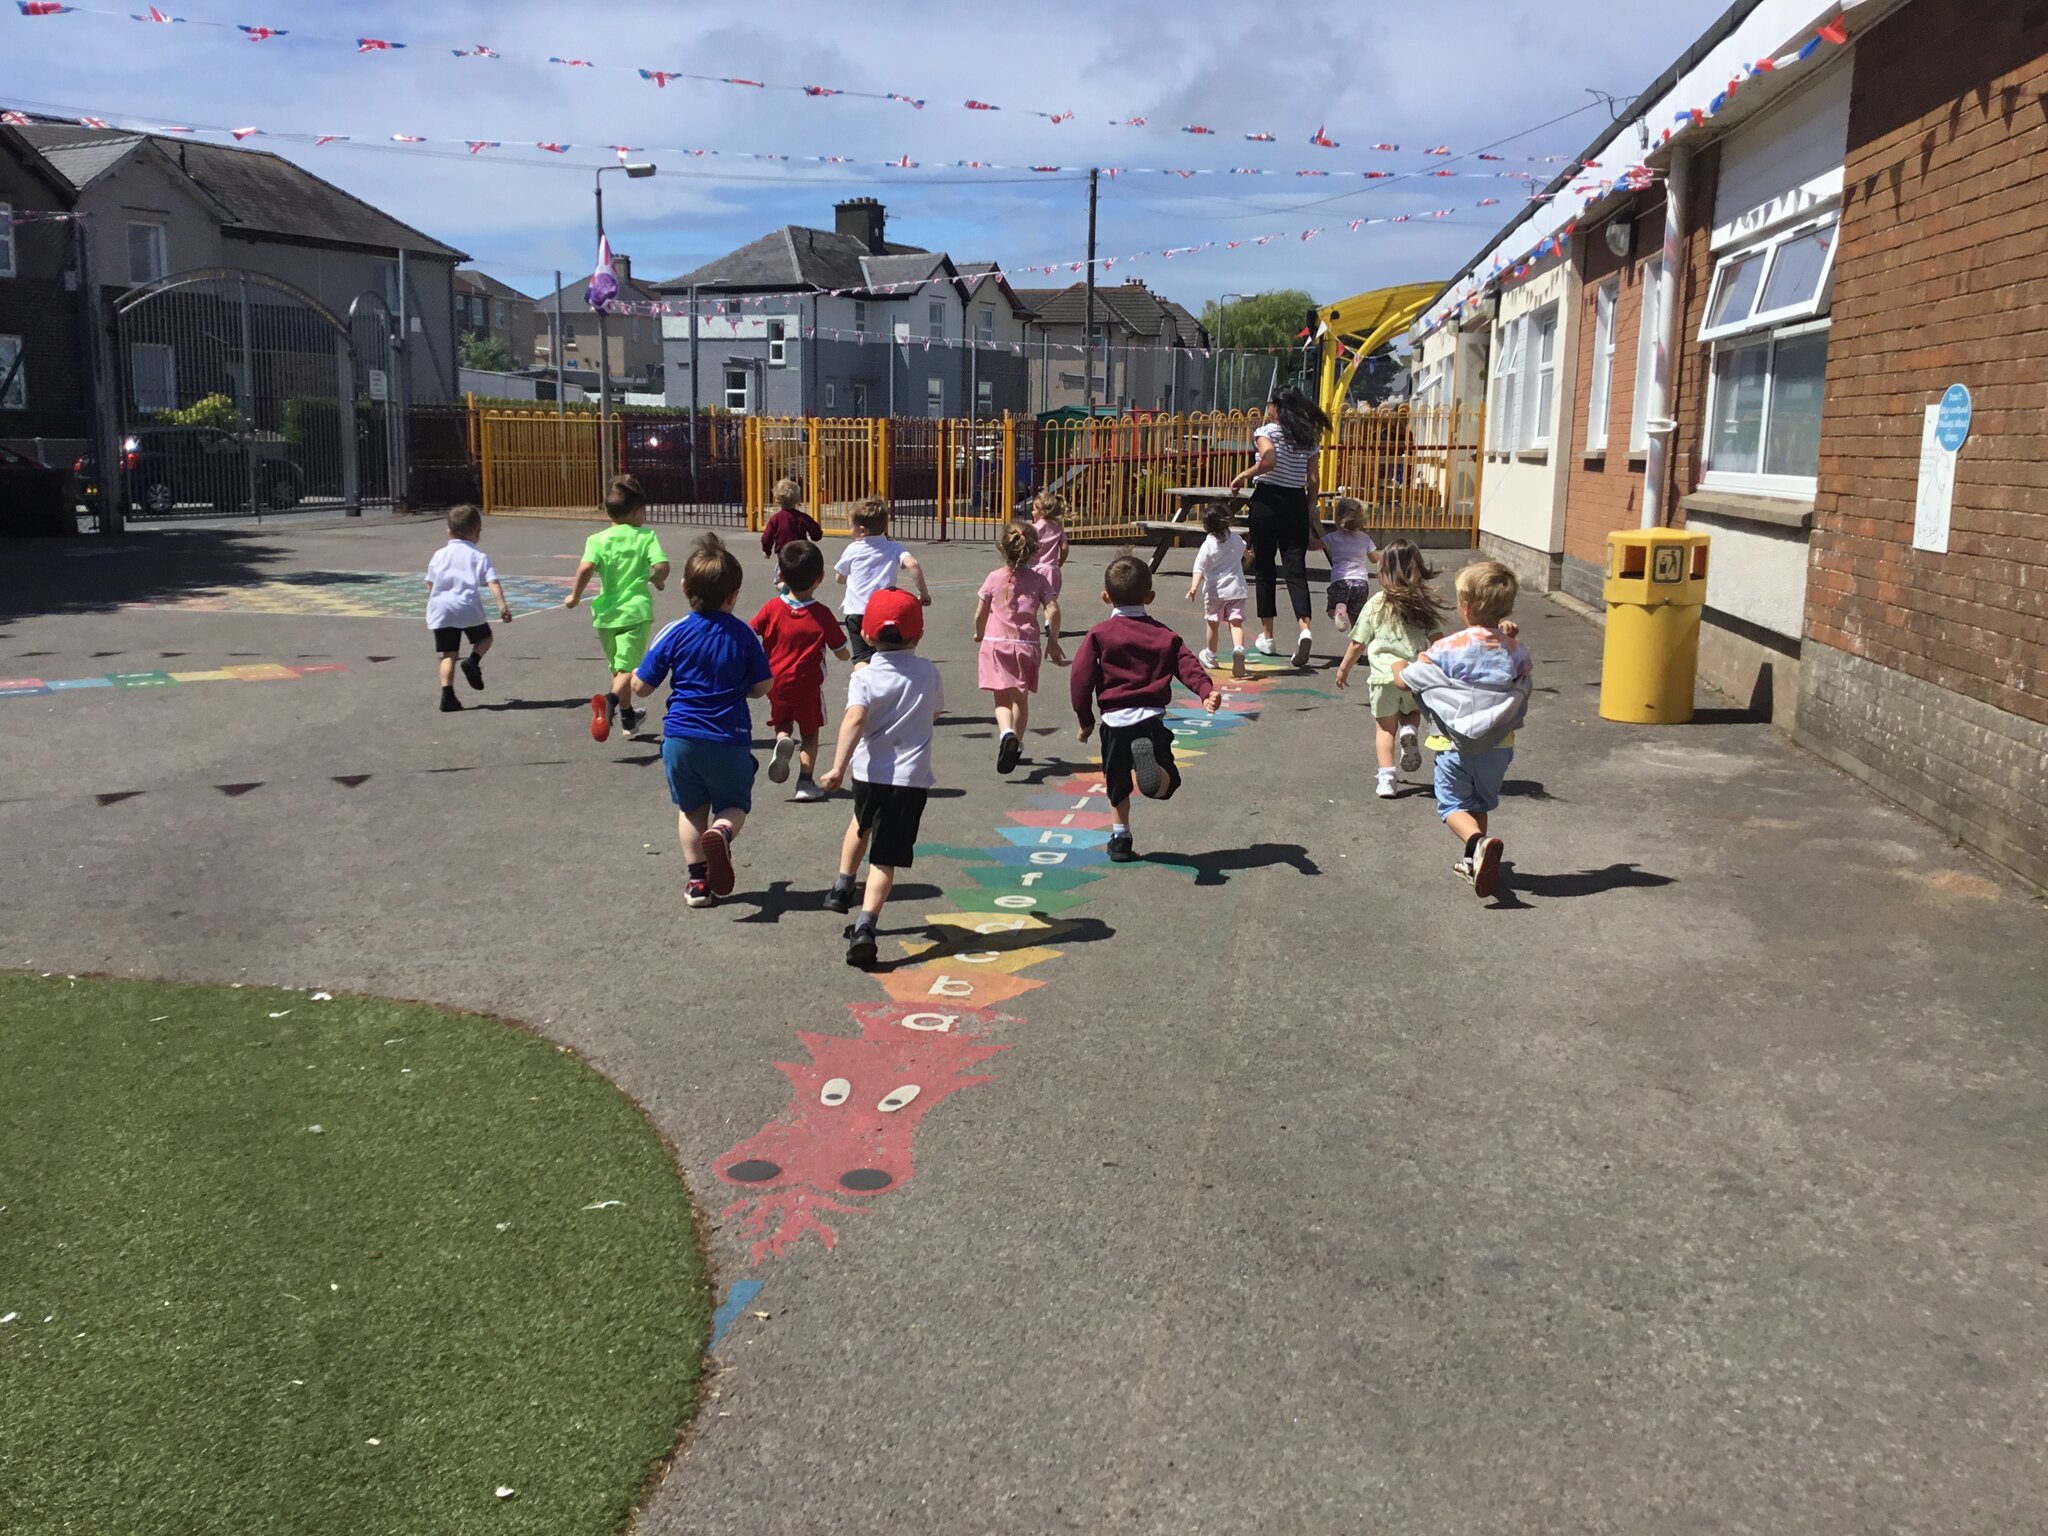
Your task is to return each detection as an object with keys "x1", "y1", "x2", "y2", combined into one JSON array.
[{"x1": 0, "y1": 973, "x2": 709, "y2": 1535}]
